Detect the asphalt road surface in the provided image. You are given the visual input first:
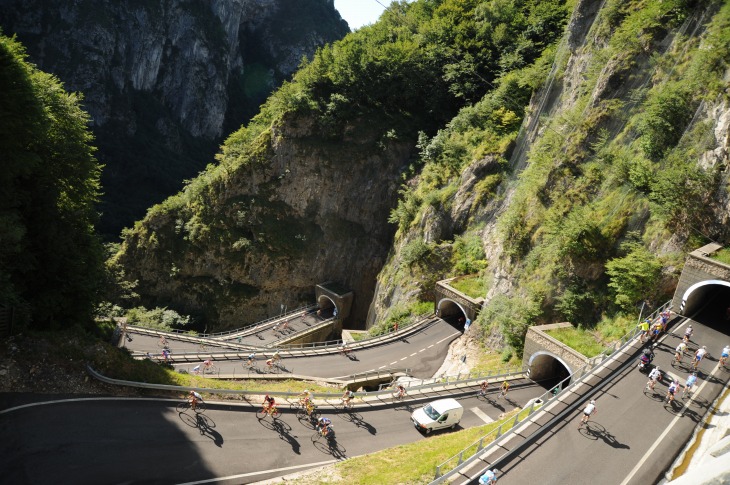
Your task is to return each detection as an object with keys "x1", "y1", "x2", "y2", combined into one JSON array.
[
  {"x1": 466, "y1": 304, "x2": 730, "y2": 485},
  {"x1": 0, "y1": 381, "x2": 542, "y2": 484},
  {"x1": 167, "y1": 318, "x2": 462, "y2": 380}
]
